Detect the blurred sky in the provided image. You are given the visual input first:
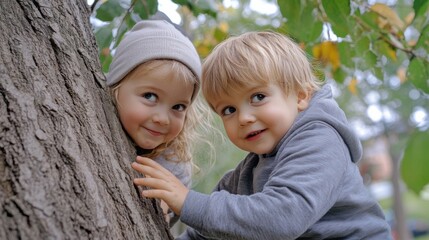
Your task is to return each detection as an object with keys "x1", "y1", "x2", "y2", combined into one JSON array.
[{"x1": 157, "y1": 0, "x2": 278, "y2": 24}]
